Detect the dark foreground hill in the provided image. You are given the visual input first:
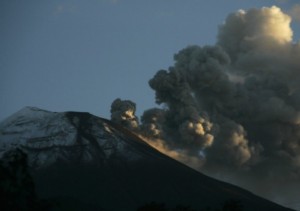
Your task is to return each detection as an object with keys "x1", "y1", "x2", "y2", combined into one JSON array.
[{"x1": 0, "y1": 107, "x2": 295, "y2": 210}]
